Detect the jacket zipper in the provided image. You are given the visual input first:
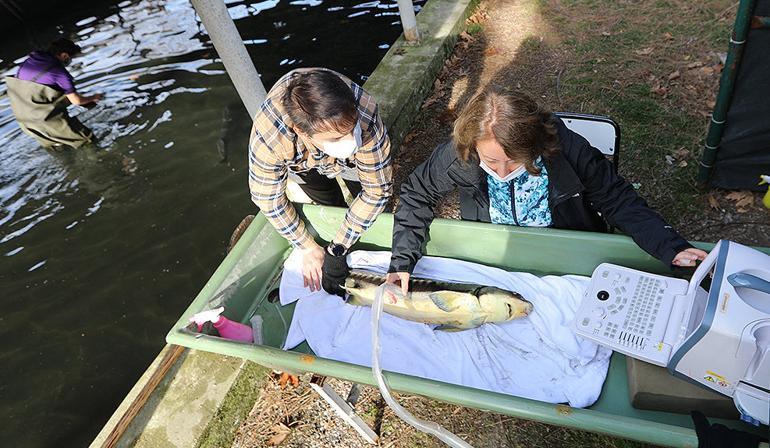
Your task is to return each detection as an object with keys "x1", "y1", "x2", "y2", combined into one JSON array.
[
  {"x1": 510, "y1": 182, "x2": 520, "y2": 226},
  {"x1": 551, "y1": 189, "x2": 581, "y2": 208}
]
